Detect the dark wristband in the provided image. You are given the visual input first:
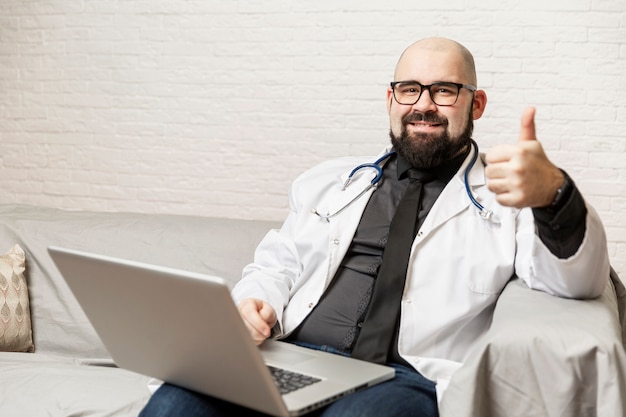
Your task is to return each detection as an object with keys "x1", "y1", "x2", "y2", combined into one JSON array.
[{"x1": 550, "y1": 170, "x2": 573, "y2": 210}]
